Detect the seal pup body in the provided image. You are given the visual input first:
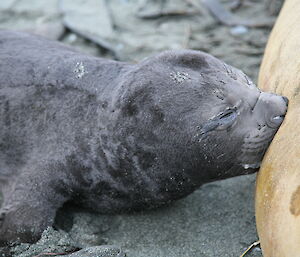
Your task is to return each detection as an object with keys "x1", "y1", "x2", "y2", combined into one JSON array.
[{"x1": 0, "y1": 31, "x2": 287, "y2": 245}]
